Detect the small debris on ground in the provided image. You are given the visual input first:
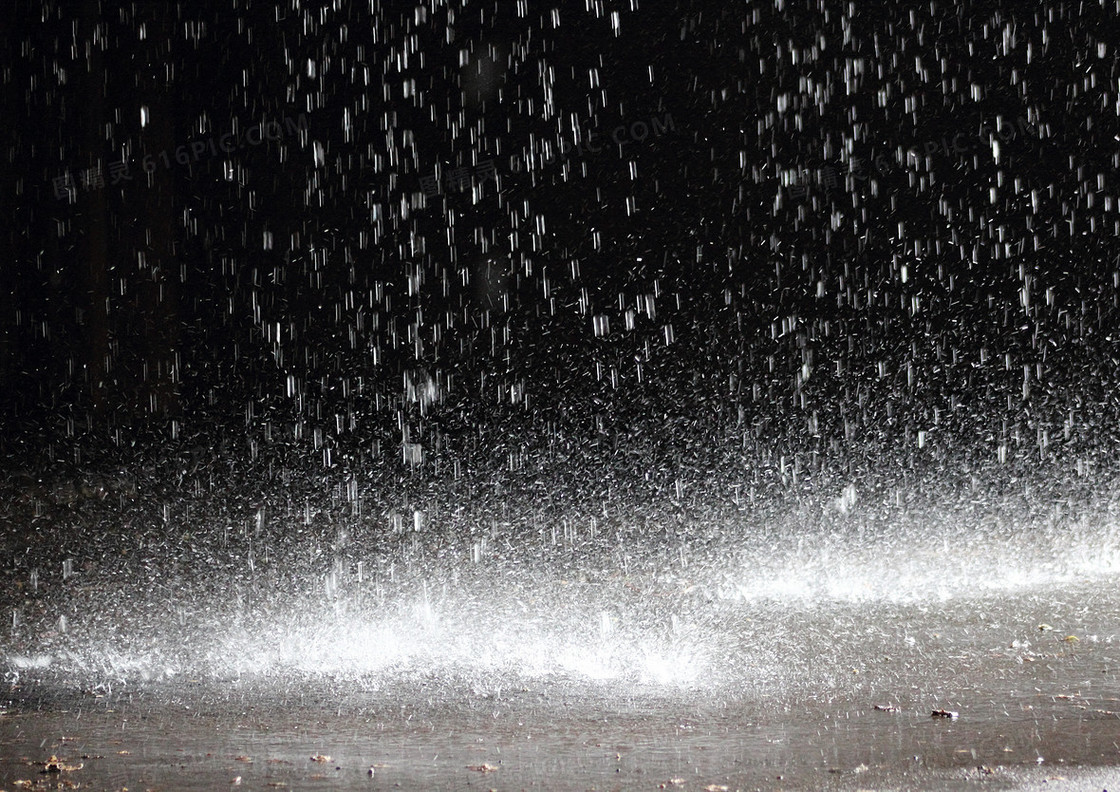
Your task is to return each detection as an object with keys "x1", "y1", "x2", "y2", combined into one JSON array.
[{"x1": 34, "y1": 755, "x2": 83, "y2": 773}]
